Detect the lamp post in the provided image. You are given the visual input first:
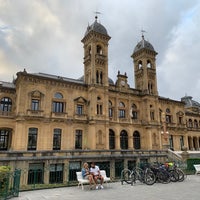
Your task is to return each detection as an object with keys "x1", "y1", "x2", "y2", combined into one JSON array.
[{"x1": 161, "y1": 112, "x2": 169, "y2": 149}]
